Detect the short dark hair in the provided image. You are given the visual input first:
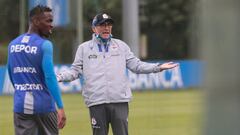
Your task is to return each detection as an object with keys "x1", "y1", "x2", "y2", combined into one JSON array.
[{"x1": 29, "y1": 5, "x2": 52, "y2": 20}]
